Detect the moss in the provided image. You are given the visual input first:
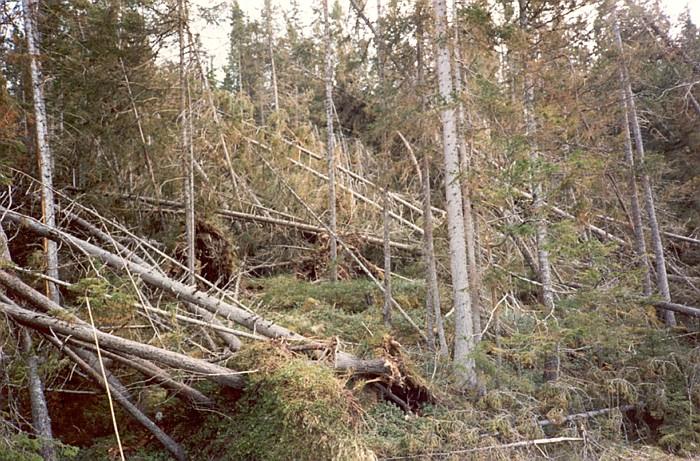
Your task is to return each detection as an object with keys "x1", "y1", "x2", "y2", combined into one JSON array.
[{"x1": 200, "y1": 343, "x2": 374, "y2": 460}]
